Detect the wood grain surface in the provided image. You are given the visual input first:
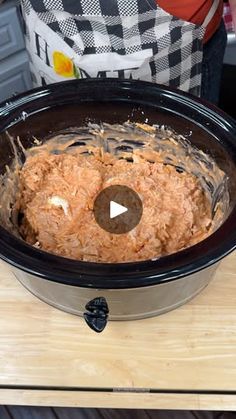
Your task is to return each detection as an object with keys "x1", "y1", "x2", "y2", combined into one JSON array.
[
  {"x1": 0, "y1": 252, "x2": 236, "y2": 409},
  {"x1": 1, "y1": 390, "x2": 236, "y2": 410}
]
